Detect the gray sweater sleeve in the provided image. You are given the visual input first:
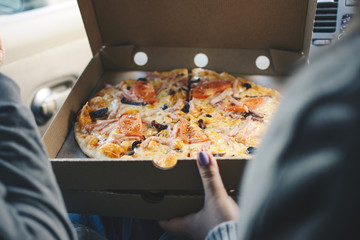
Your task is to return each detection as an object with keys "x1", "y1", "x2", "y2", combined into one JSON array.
[
  {"x1": 0, "y1": 74, "x2": 76, "y2": 239},
  {"x1": 237, "y1": 23, "x2": 360, "y2": 239},
  {"x1": 205, "y1": 221, "x2": 239, "y2": 240}
]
